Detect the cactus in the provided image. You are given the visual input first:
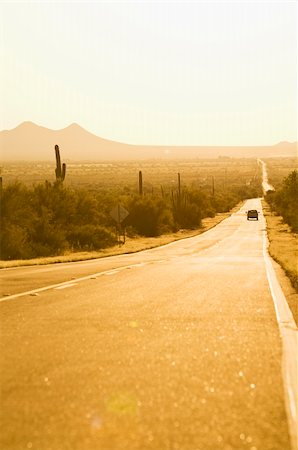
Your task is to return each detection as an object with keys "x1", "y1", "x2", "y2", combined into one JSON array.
[
  {"x1": 45, "y1": 180, "x2": 51, "y2": 189},
  {"x1": 171, "y1": 174, "x2": 191, "y2": 227},
  {"x1": 139, "y1": 170, "x2": 143, "y2": 196},
  {"x1": 171, "y1": 188, "x2": 188, "y2": 226},
  {"x1": 55, "y1": 145, "x2": 66, "y2": 183}
]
